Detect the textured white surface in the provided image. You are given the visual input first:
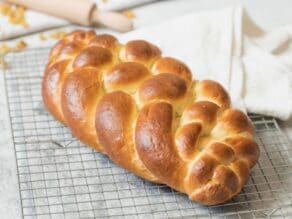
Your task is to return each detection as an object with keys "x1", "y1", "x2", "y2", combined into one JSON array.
[
  {"x1": 0, "y1": 0, "x2": 292, "y2": 218},
  {"x1": 0, "y1": 68, "x2": 21, "y2": 218}
]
